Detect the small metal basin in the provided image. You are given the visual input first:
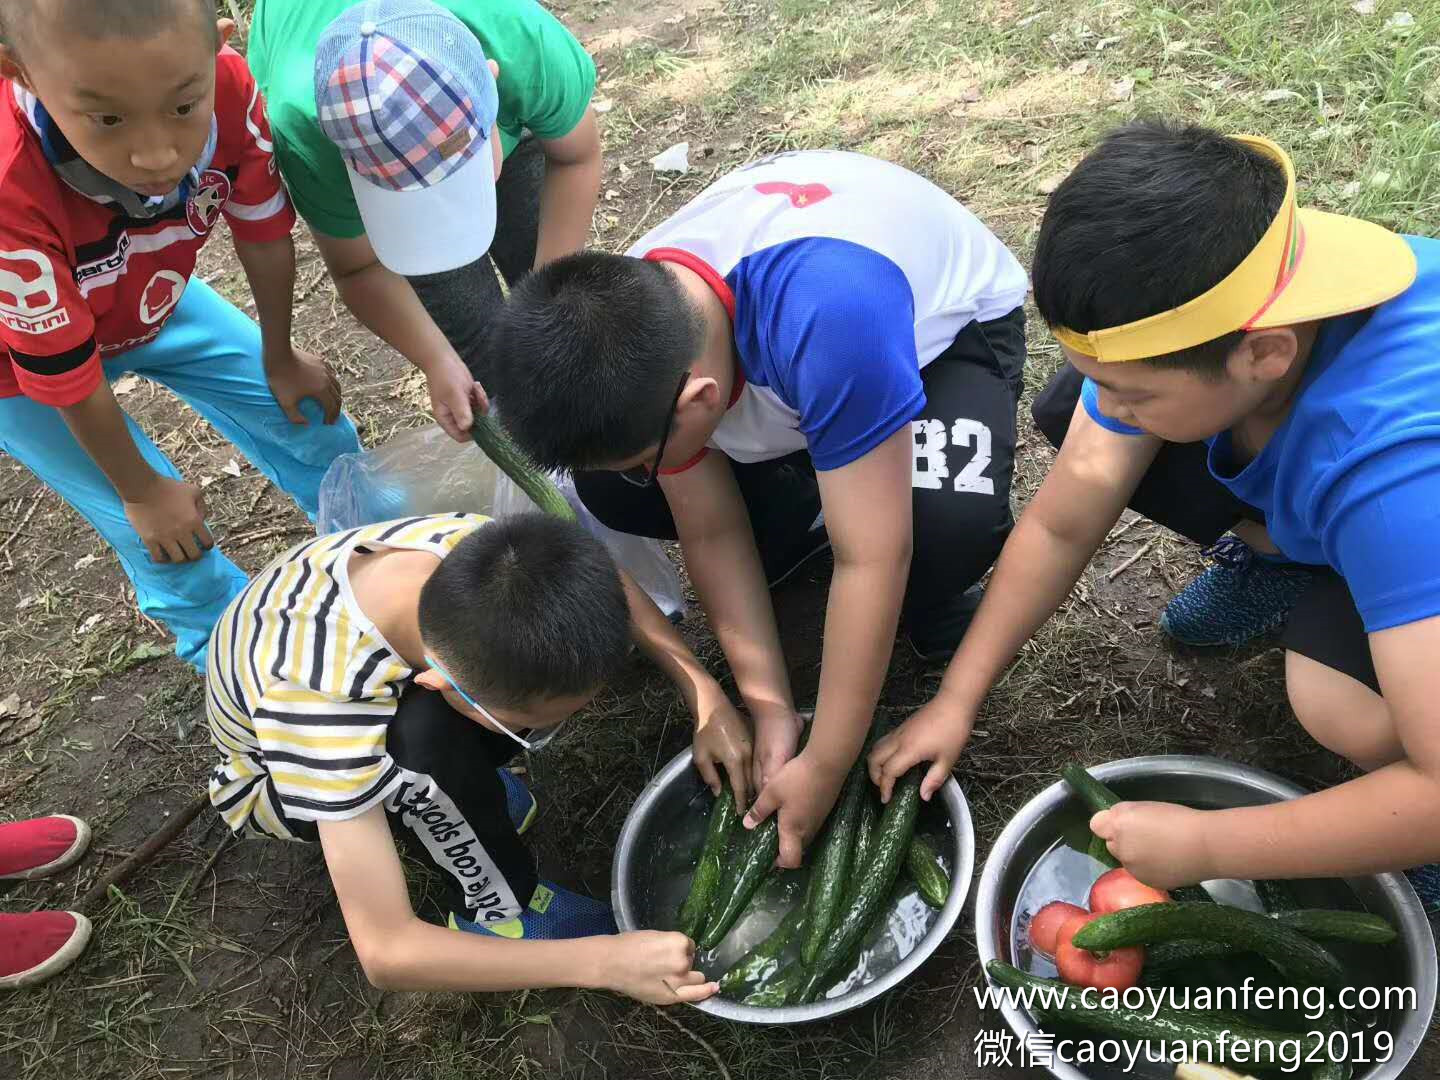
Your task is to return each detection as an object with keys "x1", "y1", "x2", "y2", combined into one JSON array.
[
  {"x1": 613, "y1": 746, "x2": 976, "y2": 1024},
  {"x1": 975, "y1": 754, "x2": 1437, "y2": 1080}
]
